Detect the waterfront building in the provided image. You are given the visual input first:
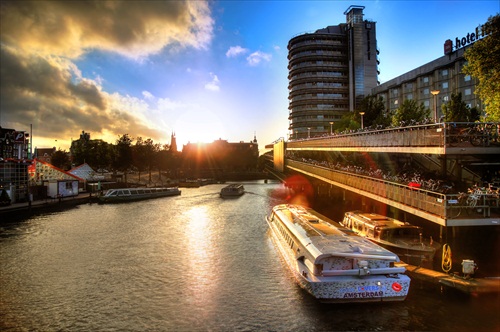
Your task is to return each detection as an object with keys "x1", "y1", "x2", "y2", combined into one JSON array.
[
  {"x1": 371, "y1": 46, "x2": 482, "y2": 121},
  {"x1": 288, "y1": 5, "x2": 378, "y2": 139},
  {"x1": 181, "y1": 136, "x2": 259, "y2": 177},
  {"x1": 0, "y1": 127, "x2": 31, "y2": 203}
]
